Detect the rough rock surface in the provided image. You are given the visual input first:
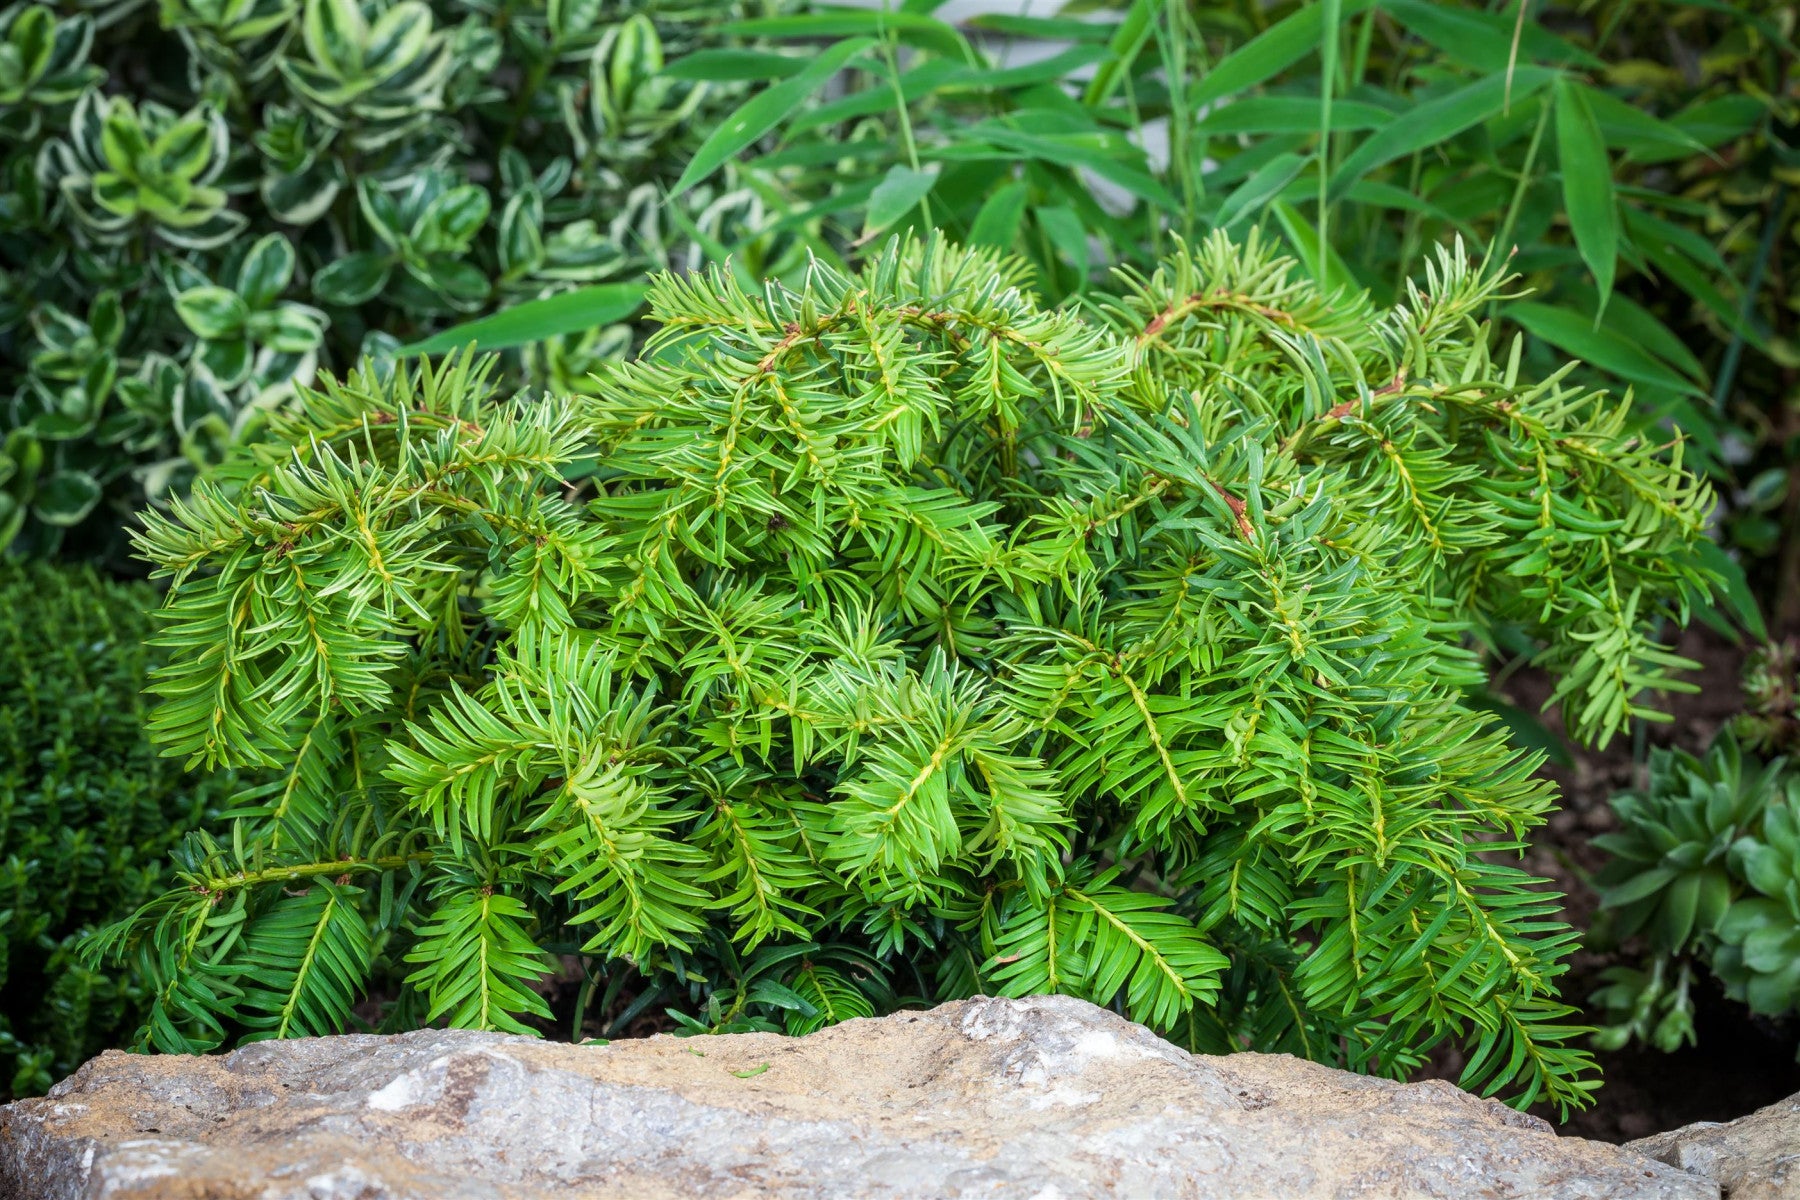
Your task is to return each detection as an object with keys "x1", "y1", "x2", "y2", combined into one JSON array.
[
  {"x1": 0, "y1": 994, "x2": 1713, "y2": 1200},
  {"x1": 1630, "y1": 1092, "x2": 1800, "y2": 1200}
]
